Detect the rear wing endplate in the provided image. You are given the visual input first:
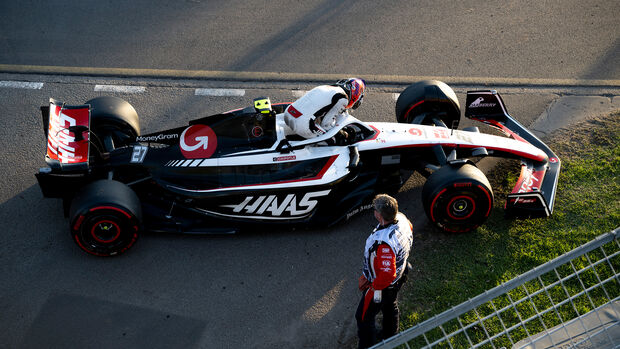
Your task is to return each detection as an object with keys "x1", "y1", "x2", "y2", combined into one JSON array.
[
  {"x1": 41, "y1": 98, "x2": 91, "y2": 170},
  {"x1": 465, "y1": 90, "x2": 561, "y2": 218}
]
